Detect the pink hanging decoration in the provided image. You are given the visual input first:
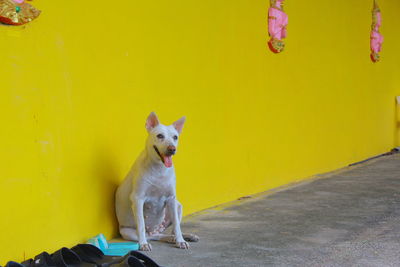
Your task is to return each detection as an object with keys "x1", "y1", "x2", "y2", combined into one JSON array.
[
  {"x1": 267, "y1": 0, "x2": 288, "y2": 53},
  {"x1": 370, "y1": 1, "x2": 383, "y2": 62}
]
